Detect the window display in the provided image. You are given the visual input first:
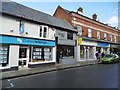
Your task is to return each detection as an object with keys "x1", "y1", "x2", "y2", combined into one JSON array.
[
  {"x1": 57, "y1": 45, "x2": 74, "y2": 58},
  {"x1": 80, "y1": 46, "x2": 84, "y2": 58},
  {"x1": 0, "y1": 45, "x2": 9, "y2": 66},
  {"x1": 89, "y1": 47, "x2": 93, "y2": 59},
  {"x1": 32, "y1": 47, "x2": 52, "y2": 62}
]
